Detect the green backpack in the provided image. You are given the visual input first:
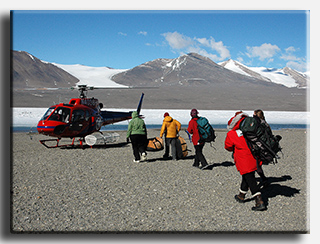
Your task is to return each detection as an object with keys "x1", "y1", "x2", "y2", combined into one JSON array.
[
  {"x1": 240, "y1": 116, "x2": 282, "y2": 164},
  {"x1": 197, "y1": 117, "x2": 216, "y2": 143}
]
